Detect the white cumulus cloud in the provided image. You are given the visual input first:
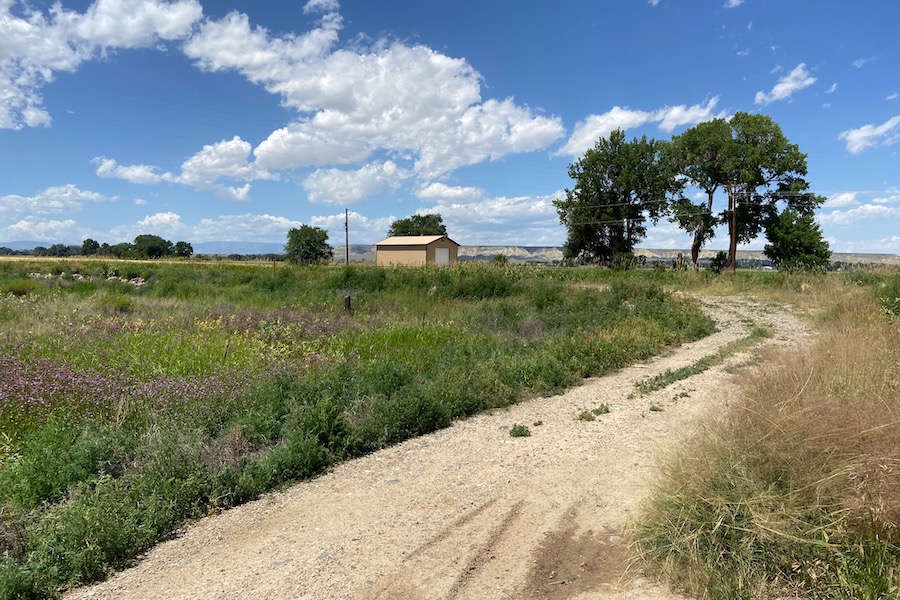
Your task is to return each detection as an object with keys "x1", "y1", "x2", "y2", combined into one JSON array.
[
  {"x1": 134, "y1": 211, "x2": 185, "y2": 237},
  {"x1": 417, "y1": 182, "x2": 484, "y2": 204},
  {"x1": 303, "y1": 0, "x2": 340, "y2": 14},
  {"x1": 302, "y1": 161, "x2": 410, "y2": 204},
  {"x1": 95, "y1": 137, "x2": 277, "y2": 200},
  {"x1": 412, "y1": 183, "x2": 566, "y2": 245},
  {"x1": 0, "y1": 184, "x2": 110, "y2": 216},
  {"x1": 755, "y1": 63, "x2": 815, "y2": 105},
  {"x1": 819, "y1": 203, "x2": 900, "y2": 225},
  {"x1": 559, "y1": 107, "x2": 656, "y2": 157},
  {"x1": 93, "y1": 157, "x2": 163, "y2": 184},
  {"x1": 558, "y1": 98, "x2": 724, "y2": 157},
  {"x1": 171, "y1": 137, "x2": 274, "y2": 189},
  {"x1": 110, "y1": 211, "x2": 186, "y2": 240},
  {"x1": 185, "y1": 6, "x2": 563, "y2": 180},
  {"x1": 826, "y1": 192, "x2": 858, "y2": 208},
  {"x1": 838, "y1": 115, "x2": 900, "y2": 154},
  {"x1": 192, "y1": 214, "x2": 301, "y2": 242},
  {"x1": 0, "y1": 0, "x2": 202, "y2": 129},
  {"x1": 74, "y1": 0, "x2": 201, "y2": 48},
  {"x1": 872, "y1": 190, "x2": 900, "y2": 204},
  {"x1": 0, "y1": 219, "x2": 79, "y2": 241},
  {"x1": 309, "y1": 211, "x2": 394, "y2": 244},
  {"x1": 656, "y1": 97, "x2": 724, "y2": 132}
]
